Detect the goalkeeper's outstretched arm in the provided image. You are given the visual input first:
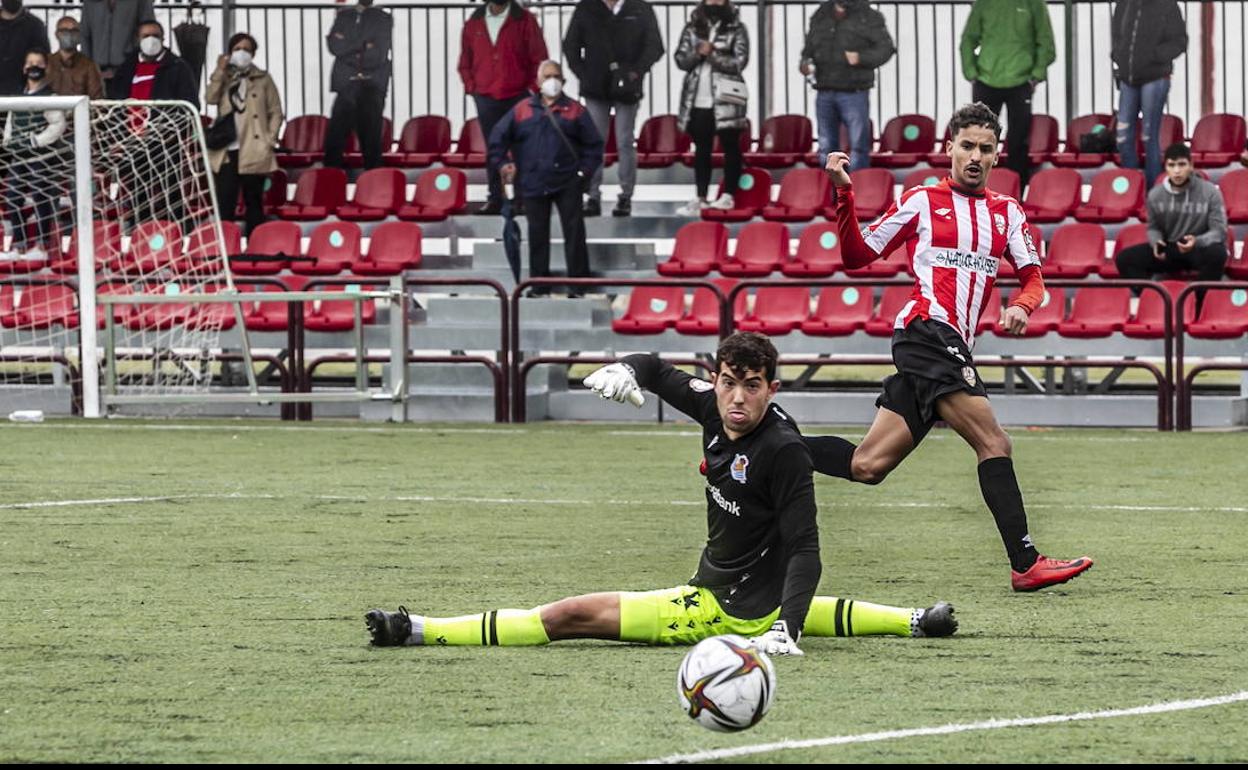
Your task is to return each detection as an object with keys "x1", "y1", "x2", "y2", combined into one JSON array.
[{"x1": 583, "y1": 354, "x2": 717, "y2": 425}]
